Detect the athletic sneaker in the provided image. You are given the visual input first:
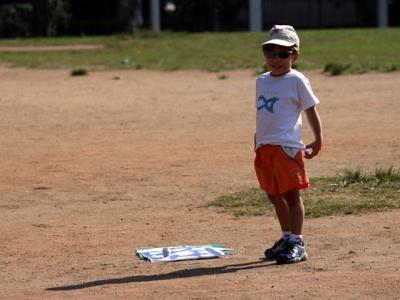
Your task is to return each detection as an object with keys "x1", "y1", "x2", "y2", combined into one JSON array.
[
  {"x1": 264, "y1": 238, "x2": 288, "y2": 260},
  {"x1": 276, "y1": 239, "x2": 308, "y2": 264}
]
